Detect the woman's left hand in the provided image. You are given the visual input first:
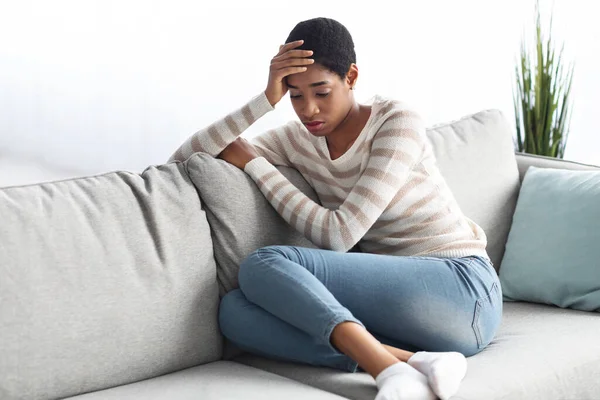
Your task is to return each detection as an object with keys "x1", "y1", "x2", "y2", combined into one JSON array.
[{"x1": 217, "y1": 137, "x2": 260, "y2": 170}]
